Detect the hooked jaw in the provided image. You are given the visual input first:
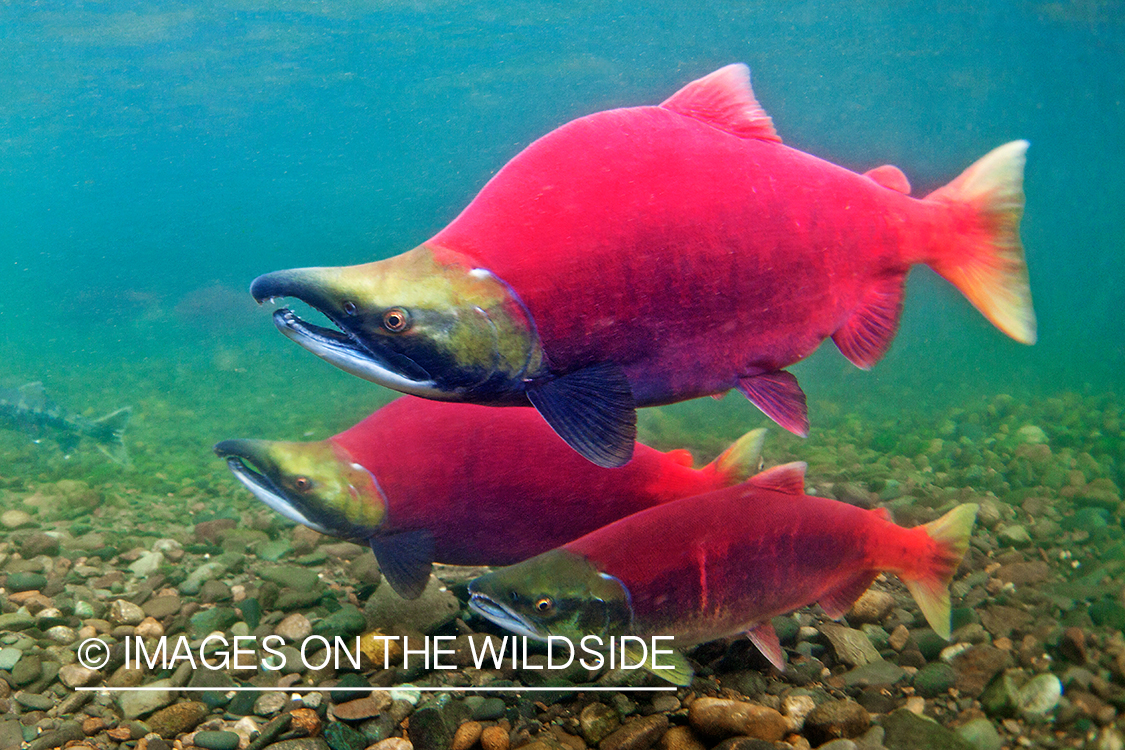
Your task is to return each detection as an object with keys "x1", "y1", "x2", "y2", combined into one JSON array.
[
  {"x1": 249, "y1": 245, "x2": 543, "y2": 402},
  {"x1": 251, "y1": 266, "x2": 447, "y2": 399},
  {"x1": 467, "y1": 588, "x2": 551, "y2": 641},
  {"x1": 213, "y1": 438, "x2": 386, "y2": 540}
]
